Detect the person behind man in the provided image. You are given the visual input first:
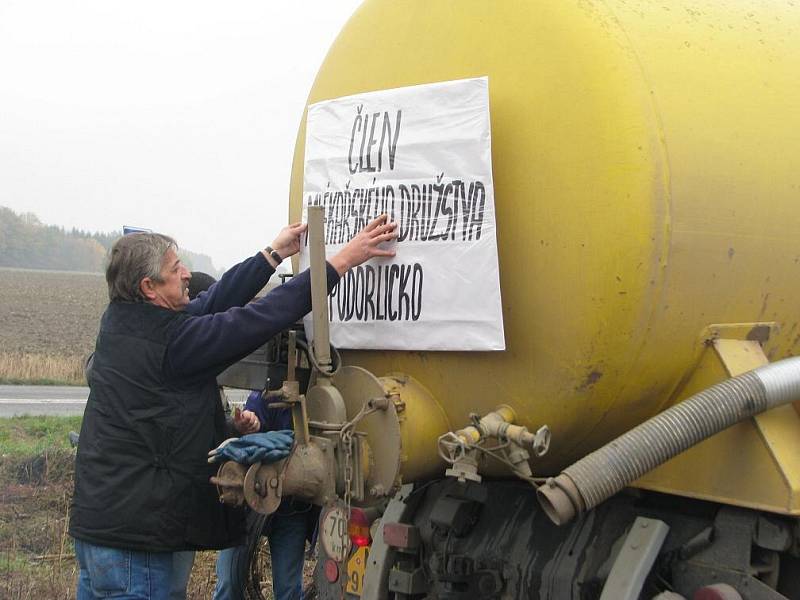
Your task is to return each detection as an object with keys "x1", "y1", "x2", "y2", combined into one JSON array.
[
  {"x1": 70, "y1": 216, "x2": 397, "y2": 600},
  {"x1": 212, "y1": 387, "x2": 315, "y2": 600}
]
